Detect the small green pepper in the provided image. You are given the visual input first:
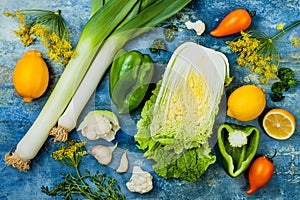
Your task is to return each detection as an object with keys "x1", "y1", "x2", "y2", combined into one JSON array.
[
  {"x1": 109, "y1": 49, "x2": 154, "y2": 114},
  {"x1": 217, "y1": 124, "x2": 260, "y2": 177}
]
